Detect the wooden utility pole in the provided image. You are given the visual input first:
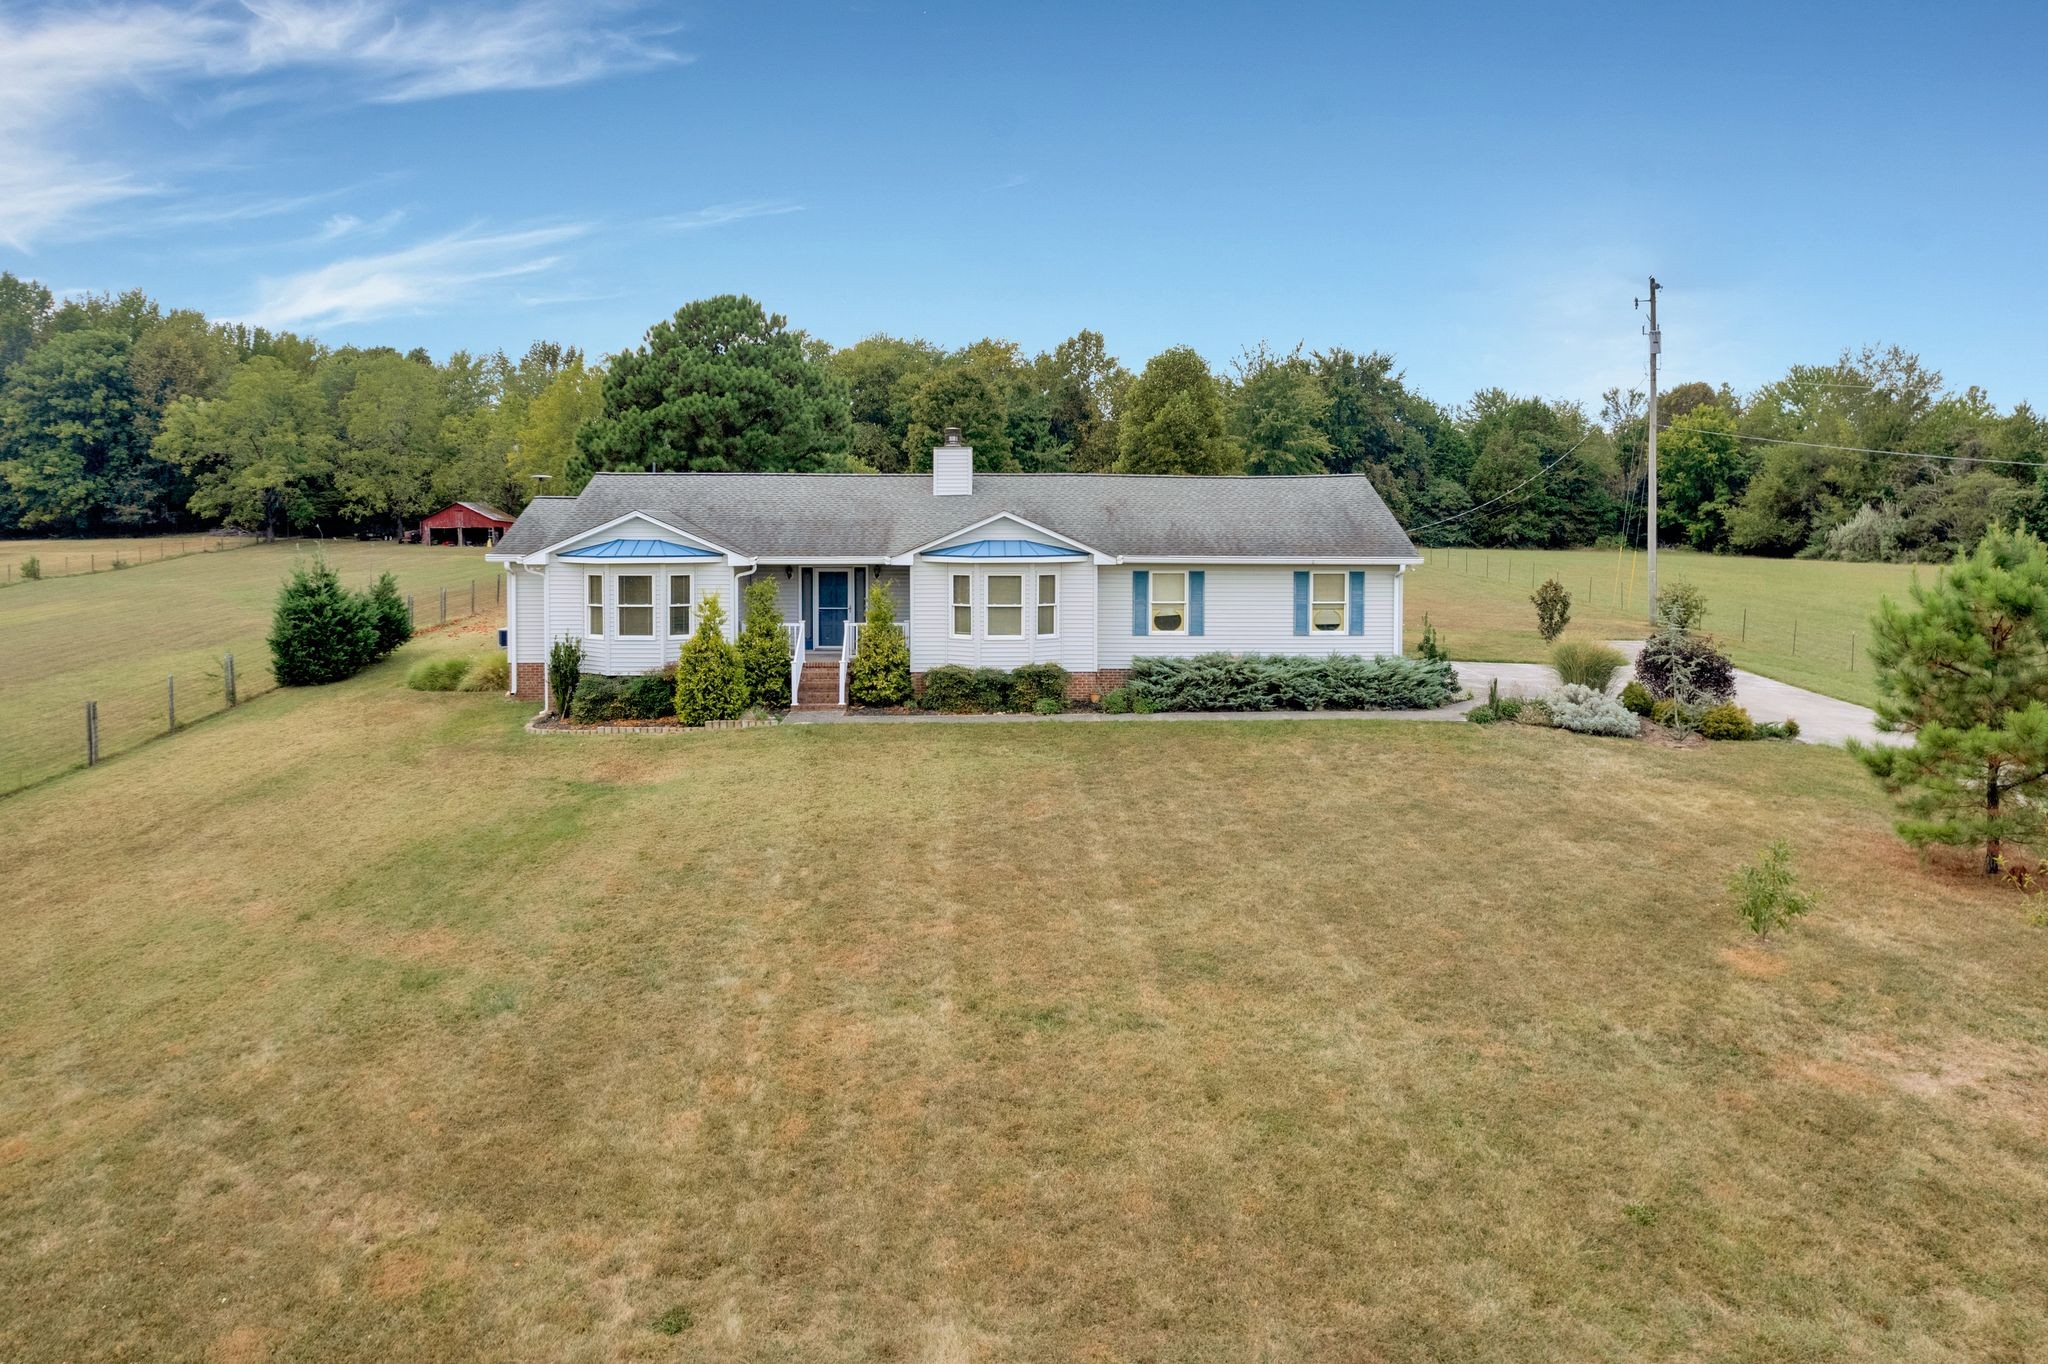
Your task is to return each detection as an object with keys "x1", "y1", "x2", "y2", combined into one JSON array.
[{"x1": 1638, "y1": 277, "x2": 1661, "y2": 624}]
